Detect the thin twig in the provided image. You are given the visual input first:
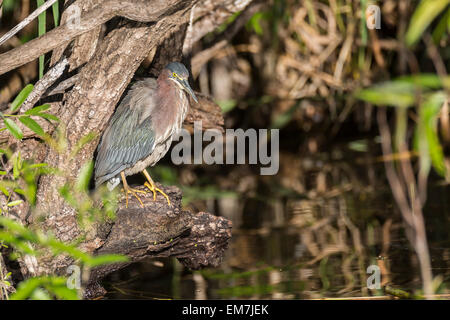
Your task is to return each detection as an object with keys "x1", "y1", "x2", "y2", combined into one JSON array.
[
  {"x1": 45, "y1": 74, "x2": 79, "y2": 96},
  {"x1": 377, "y1": 108, "x2": 434, "y2": 299},
  {"x1": 19, "y1": 57, "x2": 69, "y2": 114},
  {"x1": 0, "y1": 0, "x2": 191, "y2": 76}
]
